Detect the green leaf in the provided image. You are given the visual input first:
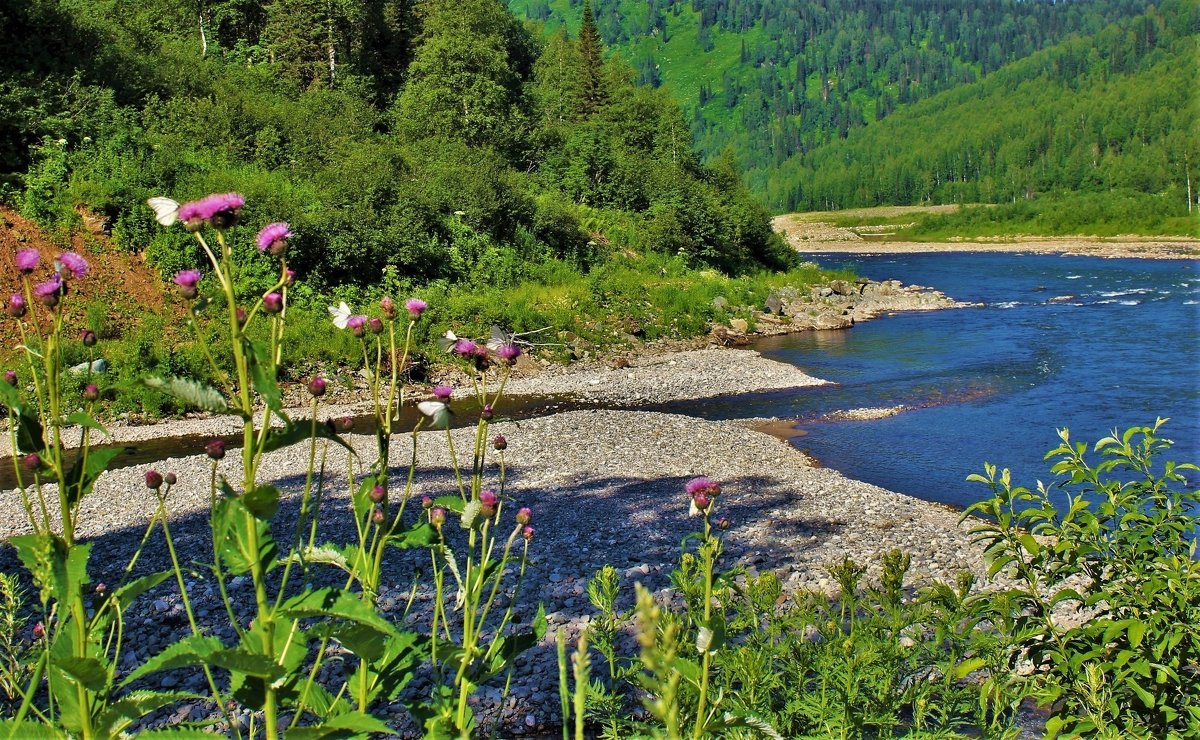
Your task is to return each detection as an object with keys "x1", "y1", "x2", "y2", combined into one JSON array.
[
  {"x1": 243, "y1": 485, "x2": 281, "y2": 520},
  {"x1": 1125, "y1": 676, "x2": 1155, "y2": 708},
  {"x1": 294, "y1": 542, "x2": 357, "y2": 574},
  {"x1": 460, "y1": 500, "x2": 483, "y2": 530},
  {"x1": 111, "y1": 570, "x2": 173, "y2": 613},
  {"x1": 386, "y1": 522, "x2": 437, "y2": 550},
  {"x1": 286, "y1": 711, "x2": 396, "y2": 738},
  {"x1": 431, "y1": 495, "x2": 465, "y2": 514},
  {"x1": 96, "y1": 690, "x2": 197, "y2": 737},
  {"x1": 207, "y1": 648, "x2": 287, "y2": 680},
  {"x1": 64, "y1": 411, "x2": 108, "y2": 436},
  {"x1": 63, "y1": 446, "x2": 126, "y2": 508},
  {"x1": 50, "y1": 655, "x2": 107, "y2": 692},
  {"x1": 261, "y1": 420, "x2": 354, "y2": 456},
  {"x1": 213, "y1": 496, "x2": 277, "y2": 575},
  {"x1": 1128, "y1": 621, "x2": 1147, "y2": 648},
  {"x1": 0, "y1": 720, "x2": 63, "y2": 738},
  {"x1": 279, "y1": 587, "x2": 401, "y2": 638},
  {"x1": 15, "y1": 407, "x2": 45, "y2": 454},
  {"x1": 244, "y1": 339, "x2": 284, "y2": 415},
  {"x1": 121, "y1": 635, "x2": 223, "y2": 687},
  {"x1": 143, "y1": 376, "x2": 229, "y2": 412},
  {"x1": 953, "y1": 657, "x2": 988, "y2": 679}
]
